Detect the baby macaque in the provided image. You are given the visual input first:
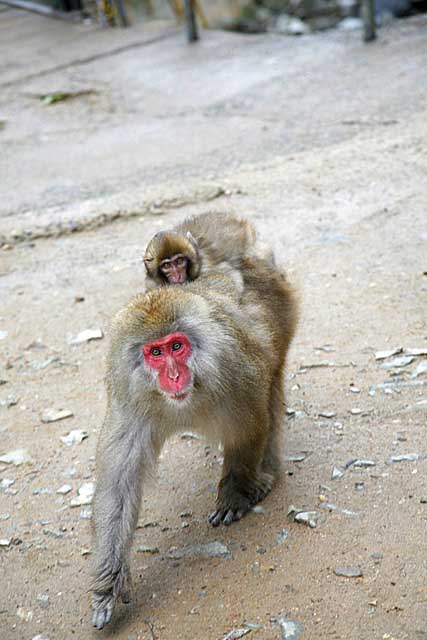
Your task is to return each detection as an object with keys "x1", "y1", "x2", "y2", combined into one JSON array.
[{"x1": 143, "y1": 211, "x2": 274, "y2": 289}]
